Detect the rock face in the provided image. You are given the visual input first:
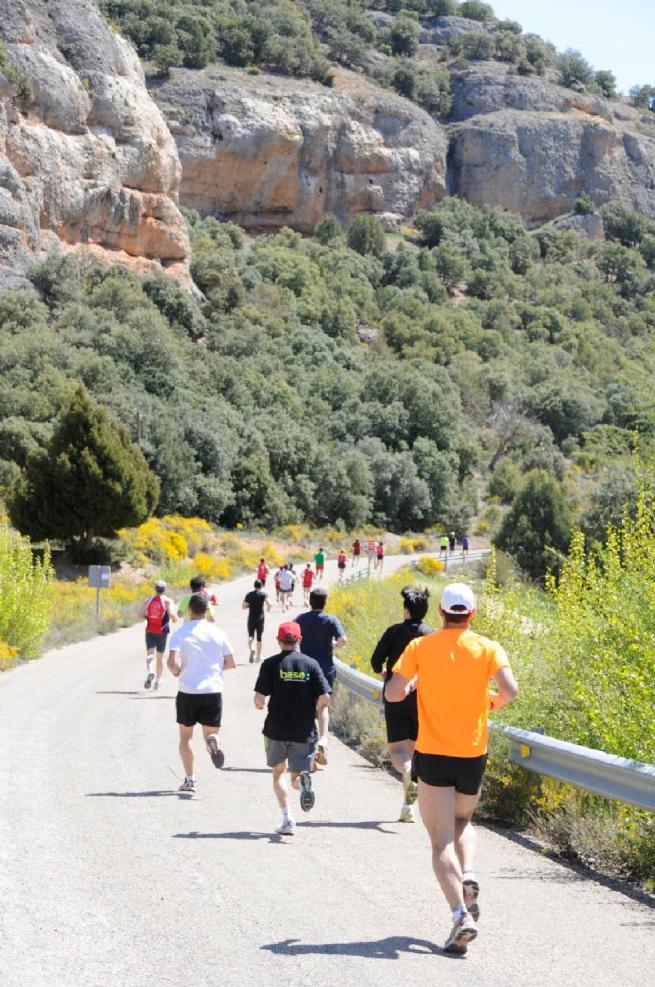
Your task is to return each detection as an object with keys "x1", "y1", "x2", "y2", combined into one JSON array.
[
  {"x1": 418, "y1": 15, "x2": 496, "y2": 47},
  {"x1": 150, "y1": 67, "x2": 447, "y2": 233},
  {"x1": 449, "y1": 64, "x2": 655, "y2": 223},
  {"x1": 0, "y1": 0, "x2": 189, "y2": 288}
]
